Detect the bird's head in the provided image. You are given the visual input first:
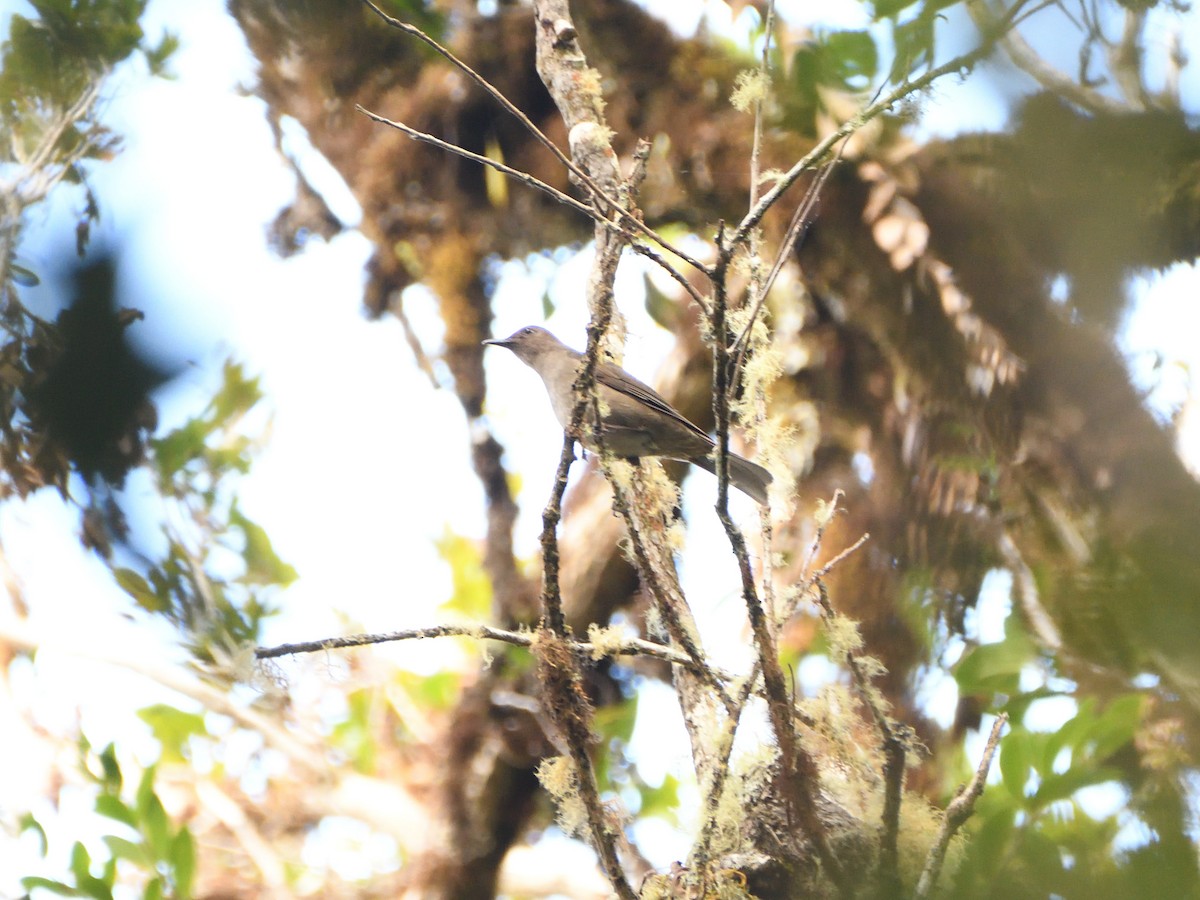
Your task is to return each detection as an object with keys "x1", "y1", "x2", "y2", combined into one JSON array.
[{"x1": 482, "y1": 325, "x2": 567, "y2": 367}]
